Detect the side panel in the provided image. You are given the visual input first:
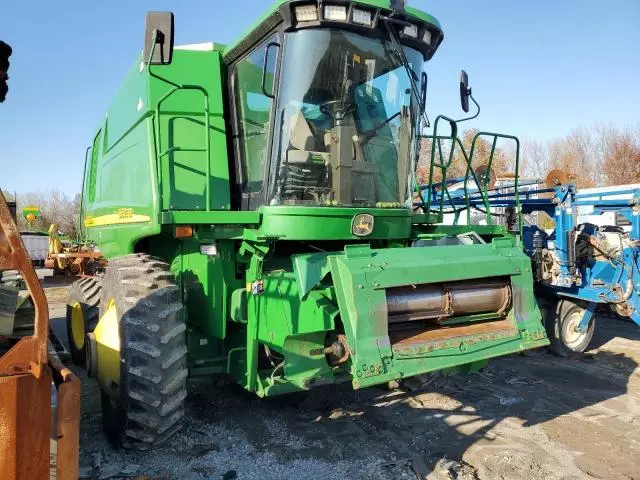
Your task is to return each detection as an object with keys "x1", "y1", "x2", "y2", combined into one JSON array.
[
  {"x1": 151, "y1": 50, "x2": 230, "y2": 211},
  {"x1": 85, "y1": 118, "x2": 160, "y2": 259},
  {"x1": 152, "y1": 236, "x2": 242, "y2": 373},
  {"x1": 175, "y1": 238, "x2": 237, "y2": 340},
  {"x1": 85, "y1": 49, "x2": 231, "y2": 258}
]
